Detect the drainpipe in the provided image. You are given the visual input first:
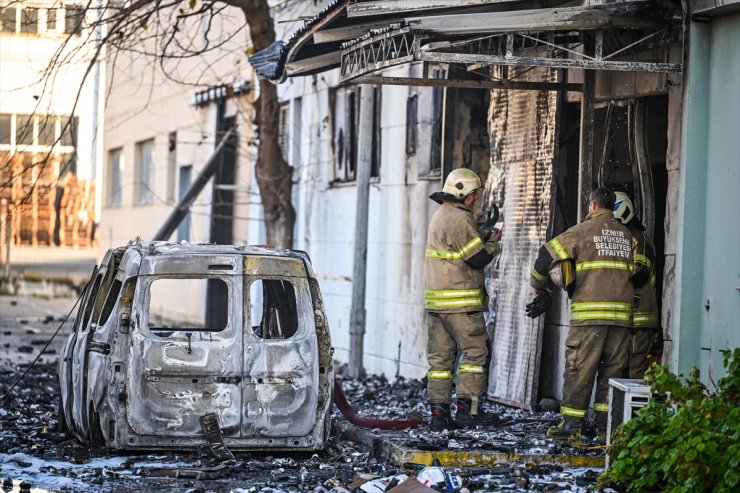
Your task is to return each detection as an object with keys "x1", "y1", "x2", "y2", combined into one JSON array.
[
  {"x1": 348, "y1": 86, "x2": 375, "y2": 378},
  {"x1": 91, "y1": 0, "x2": 104, "y2": 228}
]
